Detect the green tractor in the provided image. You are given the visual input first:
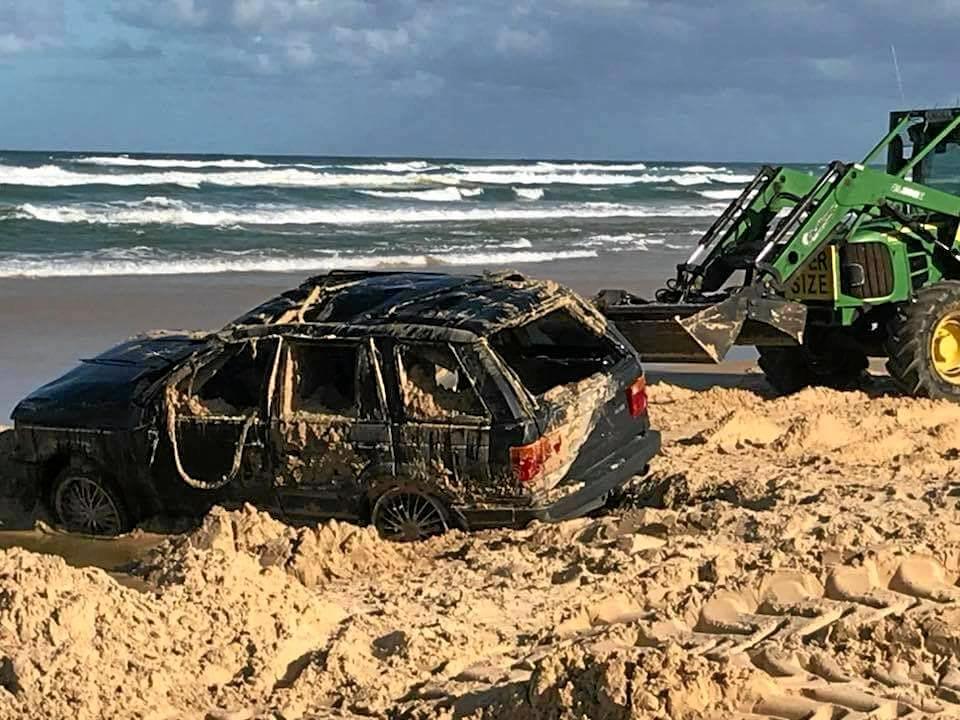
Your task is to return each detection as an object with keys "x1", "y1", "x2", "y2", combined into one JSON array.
[{"x1": 600, "y1": 107, "x2": 960, "y2": 399}]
